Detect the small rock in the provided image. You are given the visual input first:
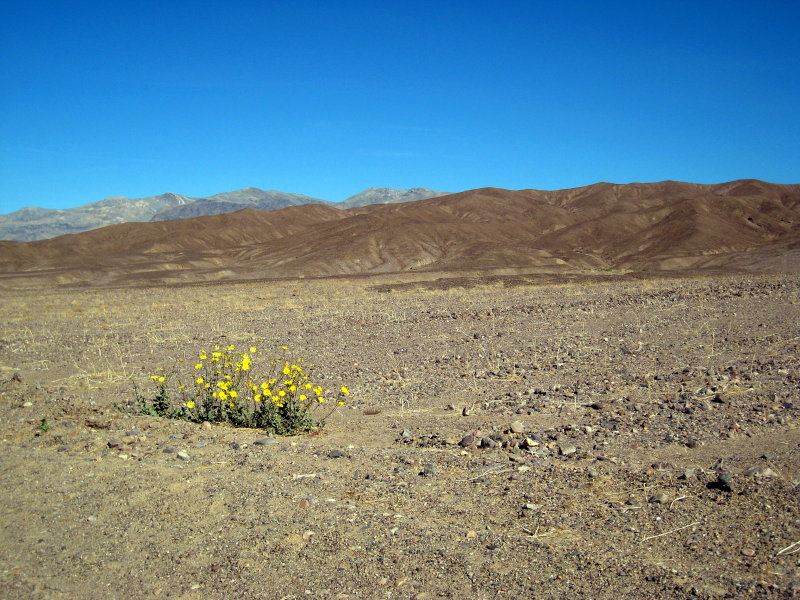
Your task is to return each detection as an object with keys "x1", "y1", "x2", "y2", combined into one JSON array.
[
  {"x1": 399, "y1": 429, "x2": 413, "y2": 439},
  {"x1": 559, "y1": 445, "x2": 577, "y2": 457},
  {"x1": 254, "y1": 437, "x2": 277, "y2": 446},
  {"x1": 63, "y1": 421, "x2": 76, "y2": 428},
  {"x1": 741, "y1": 548, "x2": 757, "y2": 557},
  {"x1": 459, "y1": 434, "x2": 478, "y2": 448},
  {"x1": 421, "y1": 462, "x2": 437, "y2": 477},
  {"x1": 117, "y1": 454, "x2": 129, "y2": 460},
  {"x1": 107, "y1": 439, "x2": 123, "y2": 449},
  {"x1": 510, "y1": 420, "x2": 527, "y2": 434},
  {"x1": 742, "y1": 465, "x2": 778, "y2": 478},
  {"x1": 328, "y1": 449, "x2": 348, "y2": 459},
  {"x1": 649, "y1": 492, "x2": 669, "y2": 504},
  {"x1": 709, "y1": 472, "x2": 734, "y2": 492},
  {"x1": 230, "y1": 442, "x2": 242, "y2": 450},
  {"x1": 201, "y1": 421, "x2": 212, "y2": 431},
  {"x1": 176, "y1": 451, "x2": 190, "y2": 461},
  {"x1": 22, "y1": 401, "x2": 33, "y2": 408},
  {"x1": 466, "y1": 530, "x2": 477, "y2": 539},
  {"x1": 480, "y1": 436, "x2": 498, "y2": 449},
  {"x1": 462, "y1": 406, "x2": 471, "y2": 416}
]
